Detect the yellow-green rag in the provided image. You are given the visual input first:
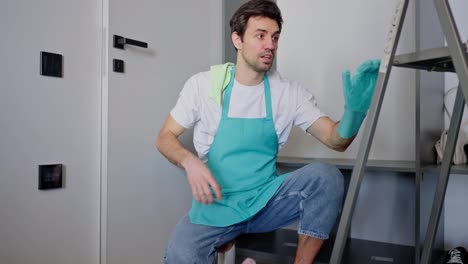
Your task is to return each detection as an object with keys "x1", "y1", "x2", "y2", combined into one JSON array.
[{"x1": 209, "y1": 62, "x2": 234, "y2": 106}]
